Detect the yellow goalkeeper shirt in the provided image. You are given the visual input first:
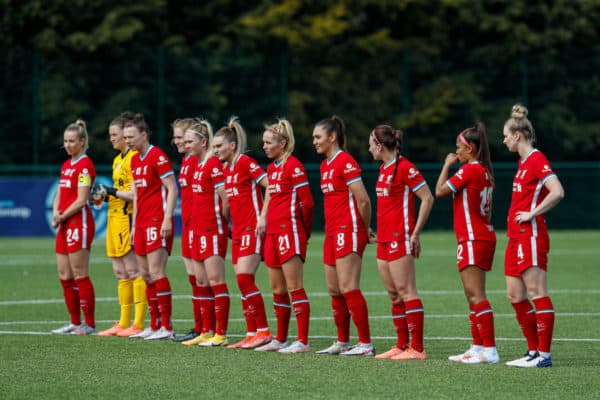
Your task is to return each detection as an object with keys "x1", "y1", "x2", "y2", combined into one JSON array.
[{"x1": 108, "y1": 149, "x2": 137, "y2": 216}]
